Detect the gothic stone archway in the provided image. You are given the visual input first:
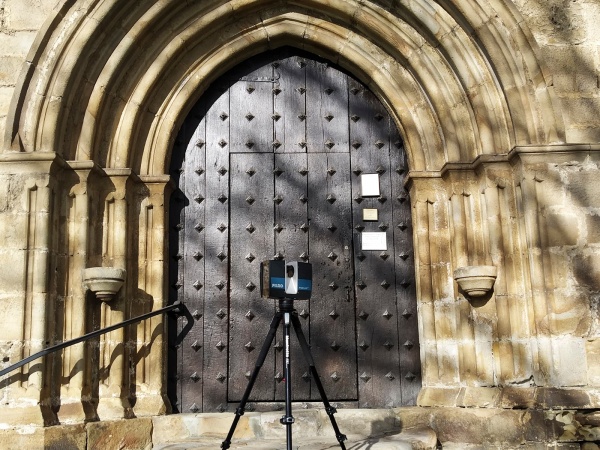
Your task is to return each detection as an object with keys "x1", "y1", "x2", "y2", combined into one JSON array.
[{"x1": 0, "y1": 0, "x2": 573, "y2": 430}]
